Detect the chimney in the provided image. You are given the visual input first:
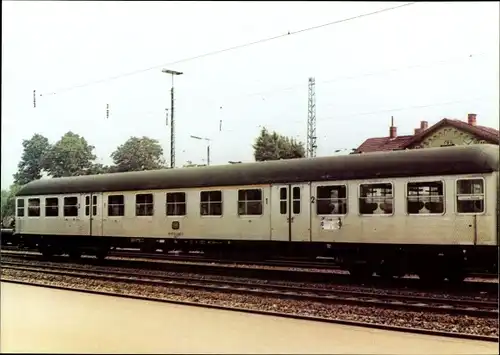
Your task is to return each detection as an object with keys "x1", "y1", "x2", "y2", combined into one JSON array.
[
  {"x1": 414, "y1": 128, "x2": 421, "y2": 135},
  {"x1": 467, "y1": 113, "x2": 477, "y2": 126},
  {"x1": 420, "y1": 120, "x2": 428, "y2": 131},
  {"x1": 389, "y1": 116, "x2": 397, "y2": 139}
]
